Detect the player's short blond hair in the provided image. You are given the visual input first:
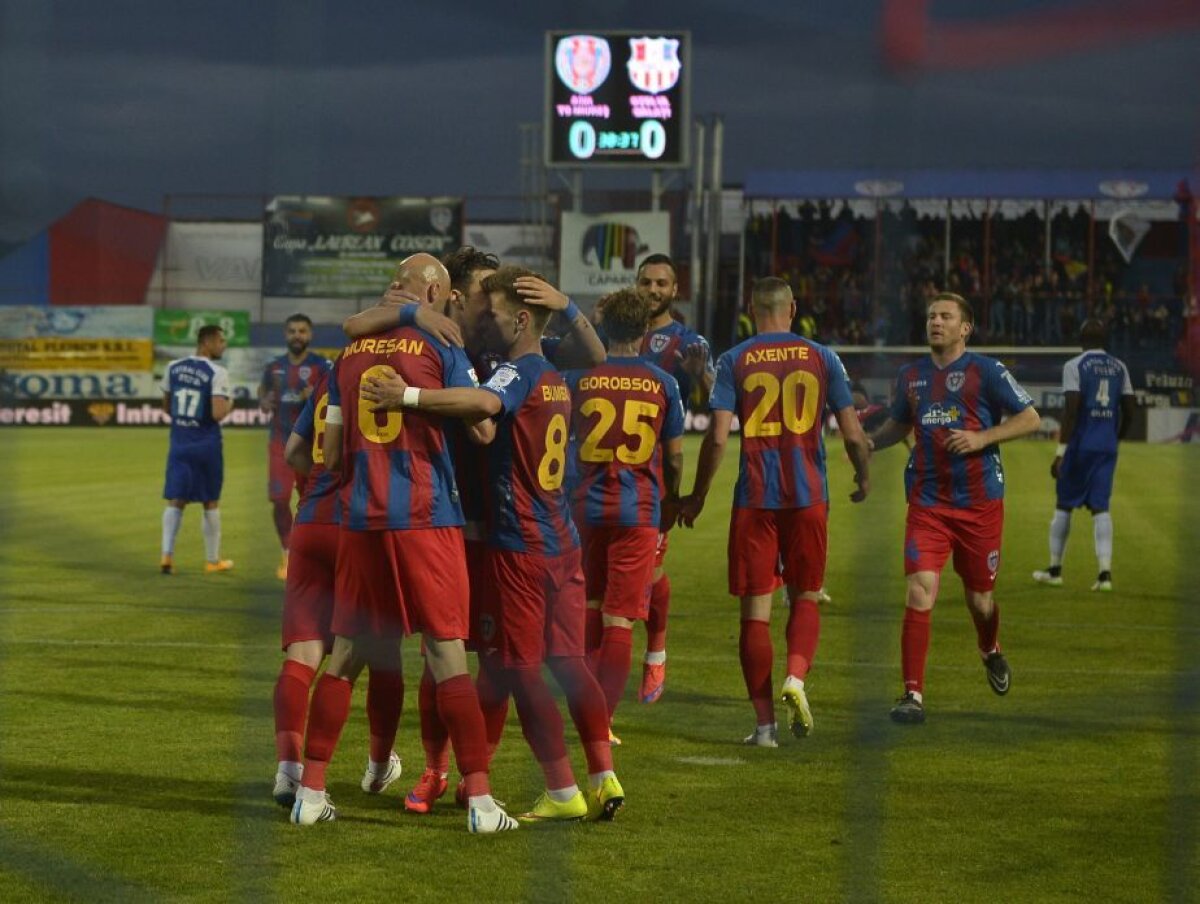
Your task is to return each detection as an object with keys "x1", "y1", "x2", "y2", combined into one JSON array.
[
  {"x1": 929, "y1": 291, "x2": 974, "y2": 325},
  {"x1": 481, "y1": 266, "x2": 553, "y2": 332}
]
